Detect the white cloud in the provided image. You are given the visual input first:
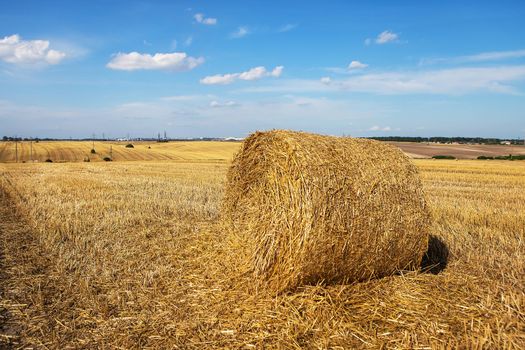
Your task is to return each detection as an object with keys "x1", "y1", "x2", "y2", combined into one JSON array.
[
  {"x1": 464, "y1": 49, "x2": 525, "y2": 62},
  {"x1": 270, "y1": 65, "x2": 284, "y2": 77},
  {"x1": 107, "y1": 51, "x2": 204, "y2": 71},
  {"x1": 278, "y1": 24, "x2": 298, "y2": 32},
  {"x1": 0, "y1": 95, "x2": 379, "y2": 139},
  {"x1": 239, "y1": 66, "x2": 267, "y2": 80},
  {"x1": 336, "y1": 66, "x2": 525, "y2": 94},
  {"x1": 200, "y1": 65, "x2": 284, "y2": 85},
  {"x1": 422, "y1": 49, "x2": 525, "y2": 65},
  {"x1": 160, "y1": 95, "x2": 210, "y2": 102},
  {"x1": 320, "y1": 77, "x2": 332, "y2": 84},
  {"x1": 365, "y1": 31, "x2": 399, "y2": 45},
  {"x1": 0, "y1": 34, "x2": 66, "y2": 65},
  {"x1": 210, "y1": 100, "x2": 237, "y2": 108},
  {"x1": 237, "y1": 65, "x2": 525, "y2": 95},
  {"x1": 194, "y1": 13, "x2": 217, "y2": 25},
  {"x1": 200, "y1": 73, "x2": 238, "y2": 85},
  {"x1": 376, "y1": 30, "x2": 399, "y2": 44},
  {"x1": 348, "y1": 60, "x2": 368, "y2": 70},
  {"x1": 369, "y1": 125, "x2": 392, "y2": 131},
  {"x1": 230, "y1": 27, "x2": 249, "y2": 39}
]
